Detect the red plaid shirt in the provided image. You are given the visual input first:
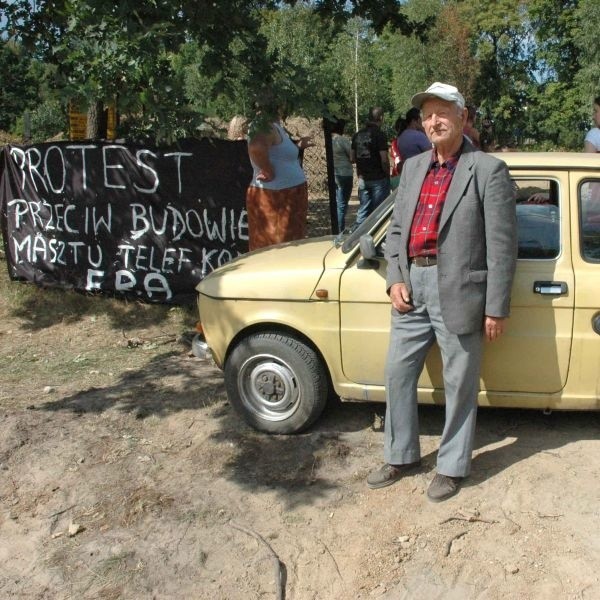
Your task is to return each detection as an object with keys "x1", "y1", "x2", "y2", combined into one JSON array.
[{"x1": 408, "y1": 150, "x2": 461, "y2": 258}]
